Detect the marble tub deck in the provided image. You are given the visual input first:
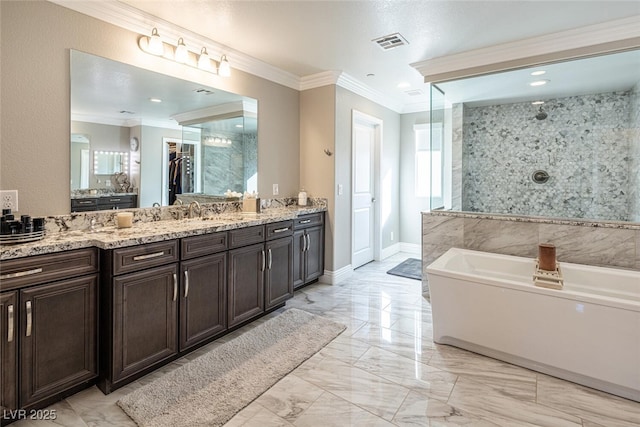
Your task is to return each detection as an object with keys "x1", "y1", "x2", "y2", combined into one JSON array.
[{"x1": 11, "y1": 253, "x2": 640, "y2": 426}]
